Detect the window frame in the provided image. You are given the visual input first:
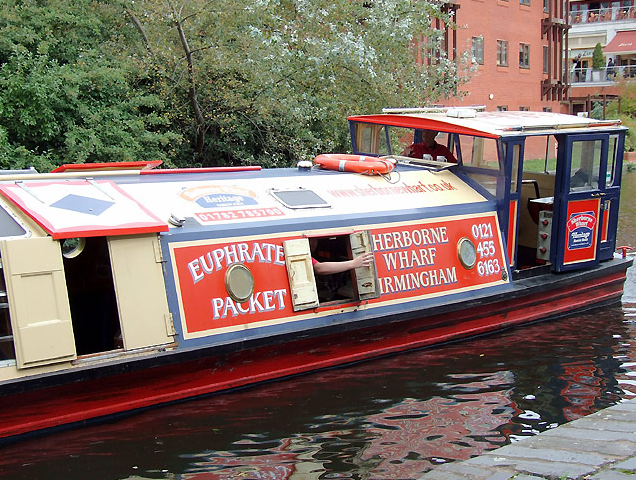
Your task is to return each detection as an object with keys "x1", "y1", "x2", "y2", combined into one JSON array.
[
  {"x1": 519, "y1": 43, "x2": 530, "y2": 69},
  {"x1": 472, "y1": 36, "x2": 484, "y2": 65},
  {"x1": 283, "y1": 231, "x2": 380, "y2": 311},
  {"x1": 497, "y1": 40, "x2": 509, "y2": 67}
]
